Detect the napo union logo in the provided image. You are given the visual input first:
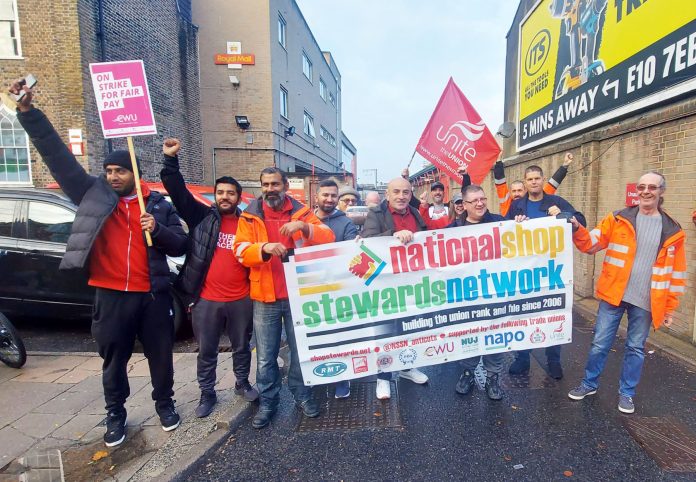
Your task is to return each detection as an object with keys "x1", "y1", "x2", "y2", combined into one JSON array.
[
  {"x1": 313, "y1": 361, "x2": 347, "y2": 378},
  {"x1": 377, "y1": 355, "x2": 393, "y2": 370},
  {"x1": 530, "y1": 327, "x2": 546, "y2": 344},
  {"x1": 399, "y1": 348, "x2": 417, "y2": 365}
]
